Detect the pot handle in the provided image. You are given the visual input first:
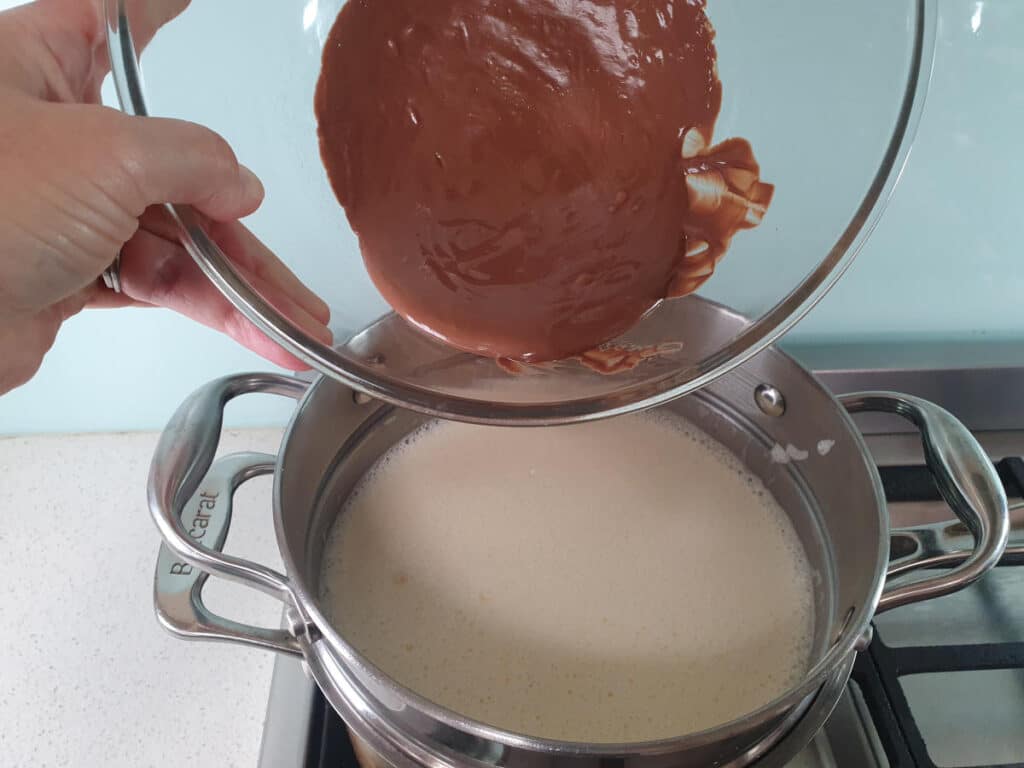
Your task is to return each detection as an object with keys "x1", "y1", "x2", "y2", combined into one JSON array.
[
  {"x1": 841, "y1": 392, "x2": 1010, "y2": 613},
  {"x1": 154, "y1": 451, "x2": 303, "y2": 656},
  {"x1": 148, "y1": 373, "x2": 310, "y2": 652}
]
